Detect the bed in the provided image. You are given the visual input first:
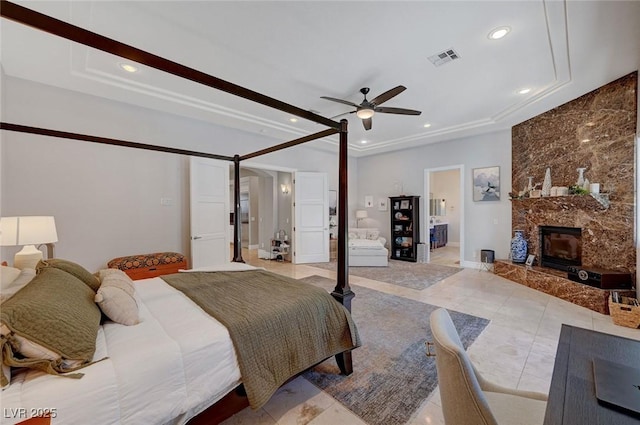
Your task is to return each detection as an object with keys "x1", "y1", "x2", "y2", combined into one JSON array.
[
  {"x1": 348, "y1": 228, "x2": 389, "y2": 267},
  {"x1": 0, "y1": 262, "x2": 359, "y2": 425},
  {"x1": 1, "y1": 2, "x2": 357, "y2": 424}
]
